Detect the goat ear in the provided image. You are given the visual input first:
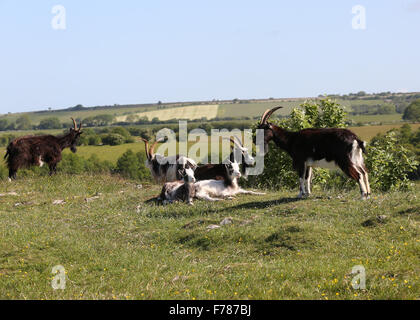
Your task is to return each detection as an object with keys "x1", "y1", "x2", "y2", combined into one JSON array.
[{"x1": 178, "y1": 169, "x2": 184, "y2": 177}]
